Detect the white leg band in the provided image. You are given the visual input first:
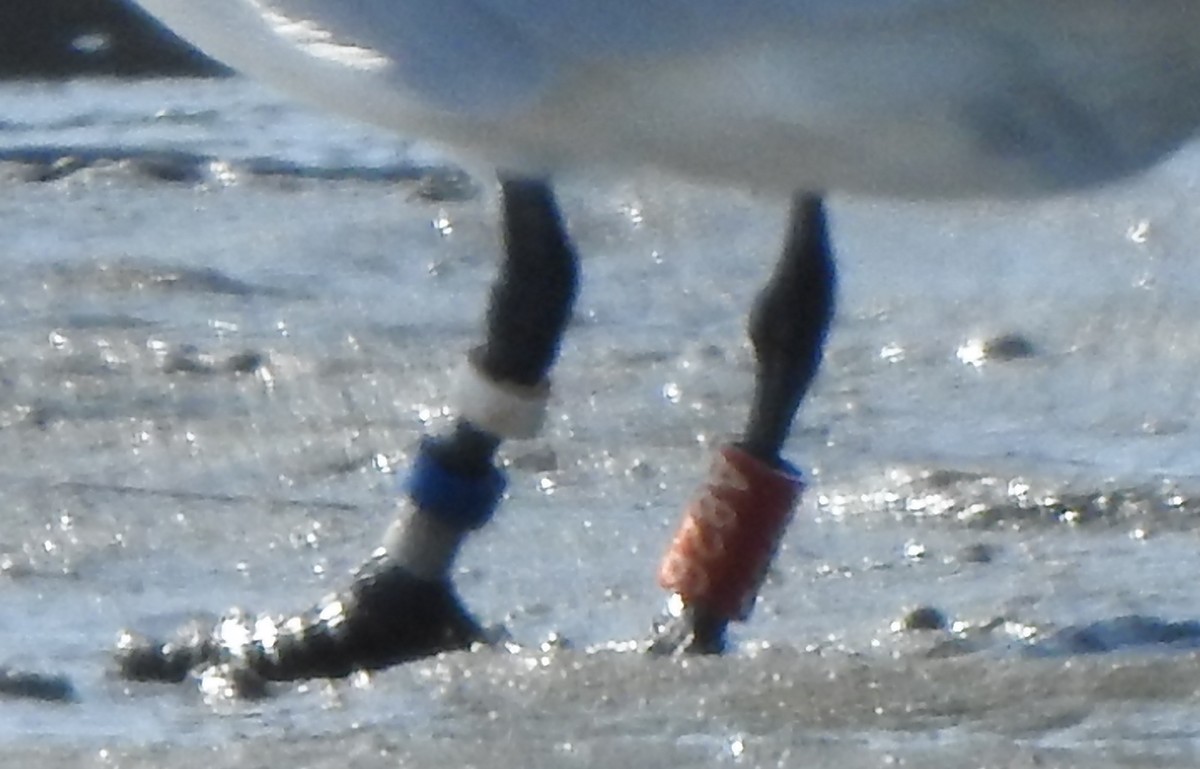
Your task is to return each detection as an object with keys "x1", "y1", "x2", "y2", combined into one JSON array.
[
  {"x1": 449, "y1": 357, "x2": 551, "y2": 440},
  {"x1": 382, "y1": 502, "x2": 466, "y2": 580}
]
